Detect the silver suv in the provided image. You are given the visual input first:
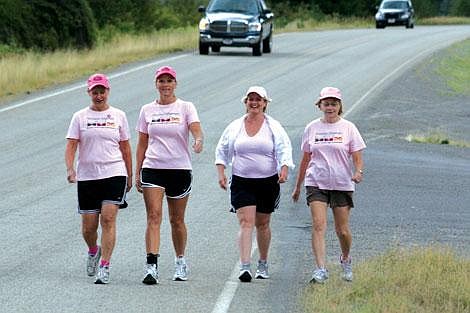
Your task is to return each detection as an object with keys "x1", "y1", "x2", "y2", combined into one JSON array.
[{"x1": 197, "y1": 0, "x2": 274, "y2": 56}]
